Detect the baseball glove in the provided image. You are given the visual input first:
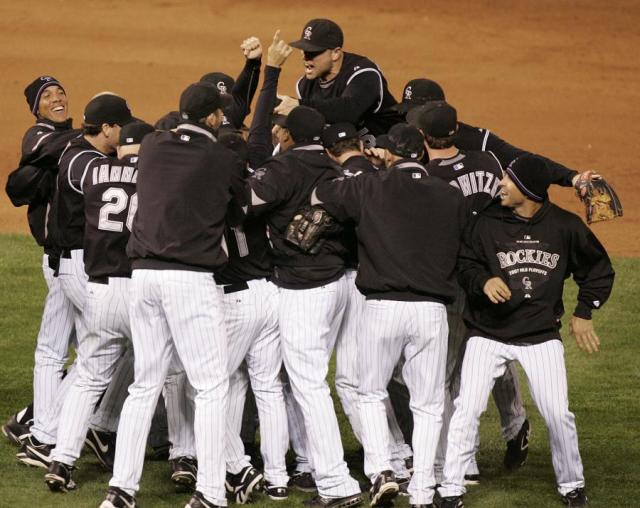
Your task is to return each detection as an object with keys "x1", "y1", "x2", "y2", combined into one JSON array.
[
  {"x1": 285, "y1": 205, "x2": 339, "y2": 254},
  {"x1": 575, "y1": 177, "x2": 623, "y2": 224}
]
